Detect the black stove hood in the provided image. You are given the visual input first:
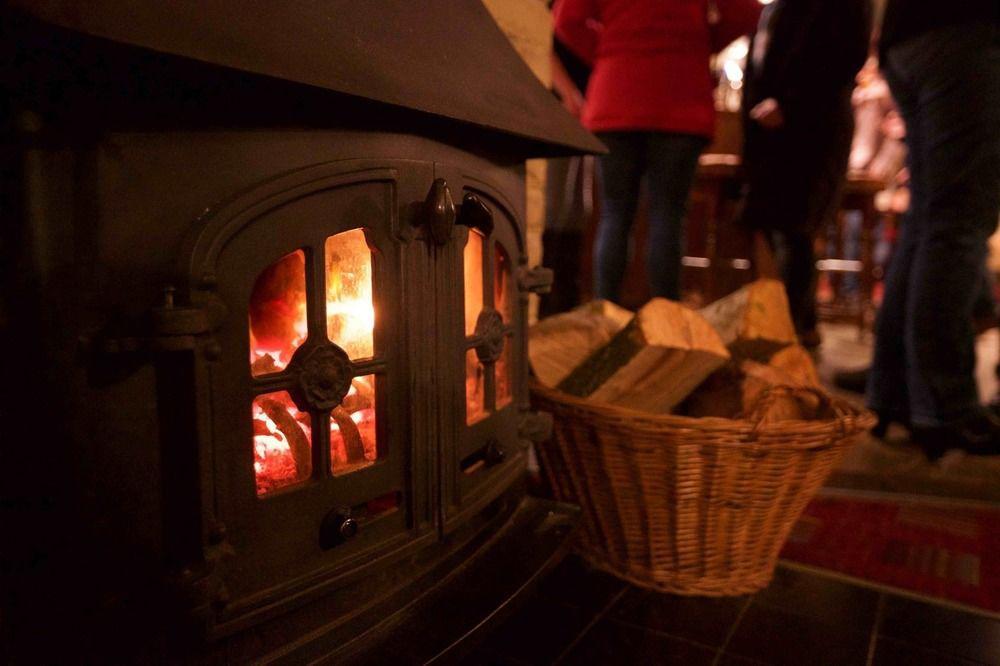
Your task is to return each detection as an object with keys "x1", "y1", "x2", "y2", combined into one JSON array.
[{"x1": 6, "y1": 0, "x2": 604, "y2": 157}]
